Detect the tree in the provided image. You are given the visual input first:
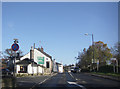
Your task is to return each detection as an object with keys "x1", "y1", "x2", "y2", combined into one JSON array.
[
  {"x1": 3, "y1": 49, "x2": 23, "y2": 71},
  {"x1": 4, "y1": 48, "x2": 23, "y2": 58},
  {"x1": 78, "y1": 41, "x2": 113, "y2": 70}
]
